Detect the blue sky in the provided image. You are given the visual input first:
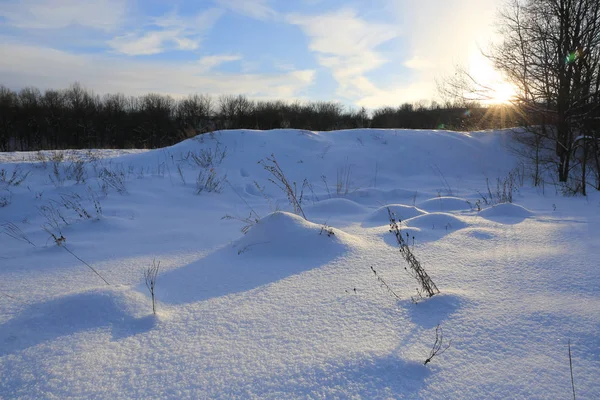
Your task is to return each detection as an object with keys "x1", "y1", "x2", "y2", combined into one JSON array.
[{"x1": 0, "y1": 0, "x2": 506, "y2": 108}]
